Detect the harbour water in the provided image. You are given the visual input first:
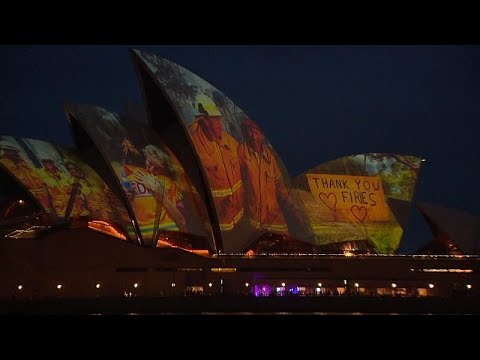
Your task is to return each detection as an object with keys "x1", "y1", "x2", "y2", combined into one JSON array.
[{"x1": 1, "y1": 295, "x2": 478, "y2": 315}]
